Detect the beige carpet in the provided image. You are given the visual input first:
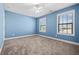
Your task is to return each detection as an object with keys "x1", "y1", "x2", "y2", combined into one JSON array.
[{"x1": 1, "y1": 35, "x2": 79, "y2": 55}]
